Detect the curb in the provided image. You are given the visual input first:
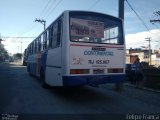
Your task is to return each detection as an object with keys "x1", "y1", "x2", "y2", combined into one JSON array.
[{"x1": 124, "y1": 83, "x2": 160, "y2": 93}]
